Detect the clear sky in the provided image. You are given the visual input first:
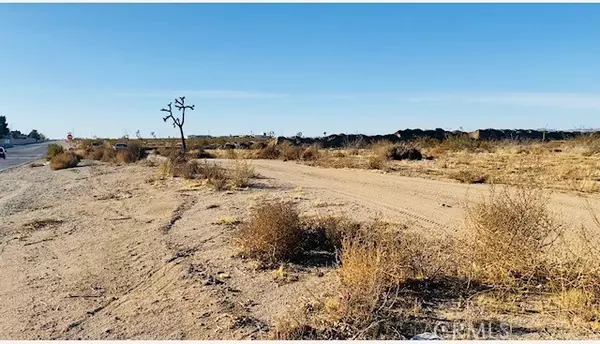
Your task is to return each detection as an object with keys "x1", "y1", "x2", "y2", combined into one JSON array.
[{"x1": 1, "y1": 4, "x2": 600, "y2": 139}]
